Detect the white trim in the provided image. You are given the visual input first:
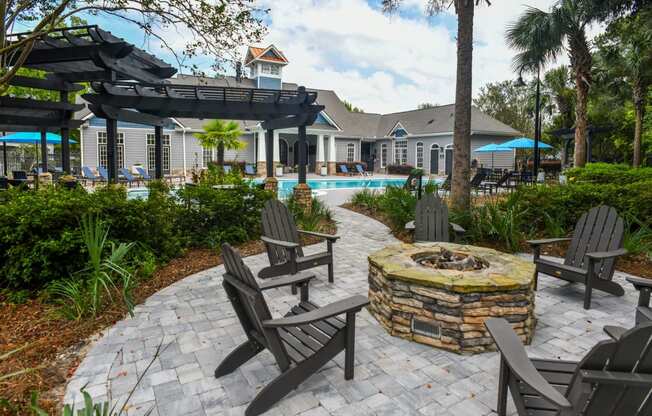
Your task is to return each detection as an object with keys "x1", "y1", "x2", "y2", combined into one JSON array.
[
  {"x1": 317, "y1": 111, "x2": 342, "y2": 131},
  {"x1": 182, "y1": 128, "x2": 187, "y2": 177},
  {"x1": 79, "y1": 127, "x2": 84, "y2": 167},
  {"x1": 380, "y1": 143, "x2": 388, "y2": 168},
  {"x1": 415, "y1": 141, "x2": 424, "y2": 168},
  {"x1": 387, "y1": 121, "x2": 409, "y2": 137}
]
